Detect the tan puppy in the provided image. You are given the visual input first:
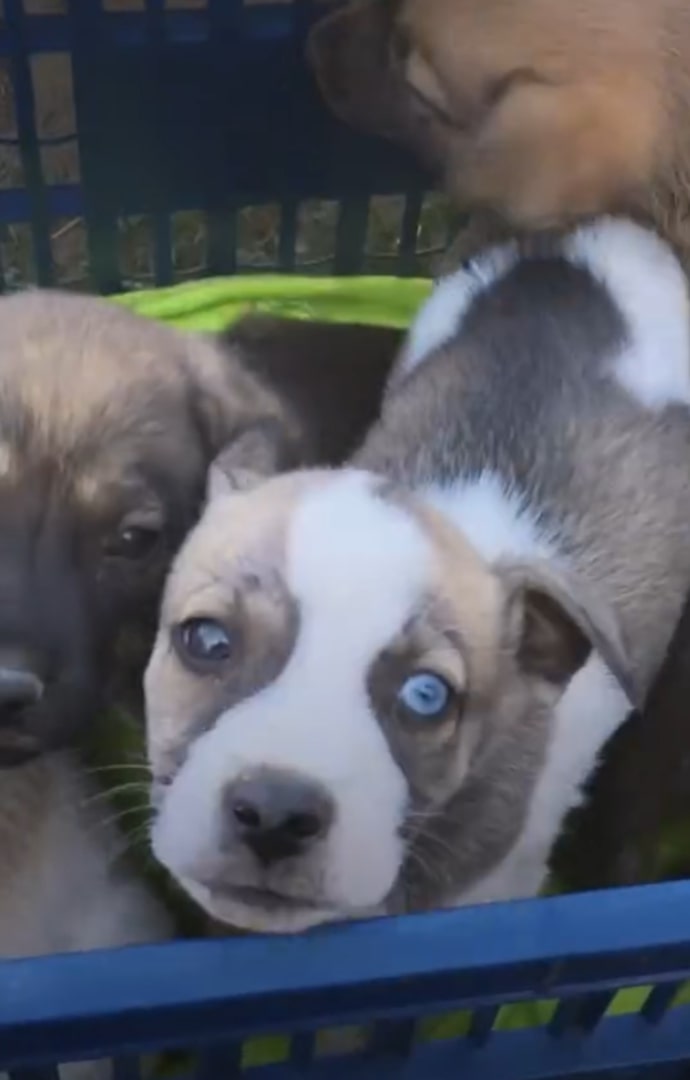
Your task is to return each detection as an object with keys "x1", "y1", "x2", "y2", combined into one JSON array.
[
  {"x1": 308, "y1": 0, "x2": 690, "y2": 263},
  {"x1": 0, "y1": 294, "x2": 399, "y2": 971},
  {"x1": 0, "y1": 296, "x2": 399, "y2": 769}
]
